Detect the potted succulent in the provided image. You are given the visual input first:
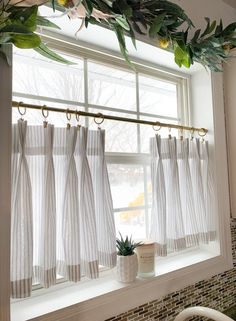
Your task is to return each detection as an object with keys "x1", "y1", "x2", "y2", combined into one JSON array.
[{"x1": 116, "y1": 233, "x2": 141, "y2": 283}]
